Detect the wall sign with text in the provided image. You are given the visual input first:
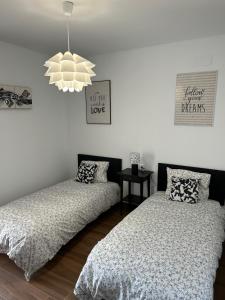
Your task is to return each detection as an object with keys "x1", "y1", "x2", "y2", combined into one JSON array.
[
  {"x1": 85, "y1": 80, "x2": 111, "y2": 124},
  {"x1": 175, "y1": 71, "x2": 218, "y2": 126}
]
